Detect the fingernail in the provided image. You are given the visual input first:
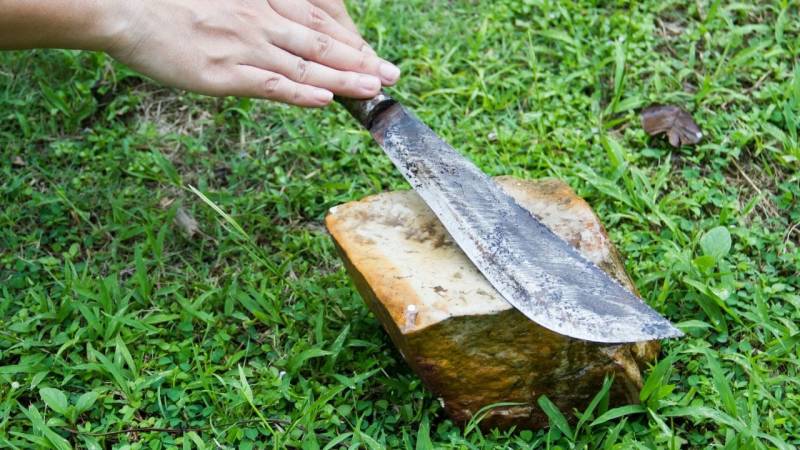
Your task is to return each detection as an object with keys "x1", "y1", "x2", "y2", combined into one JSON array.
[
  {"x1": 359, "y1": 75, "x2": 381, "y2": 93},
  {"x1": 313, "y1": 88, "x2": 333, "y2": 104},
  {"x1": 379, "y1": 62, "x2": 401, "y2": 84}
]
